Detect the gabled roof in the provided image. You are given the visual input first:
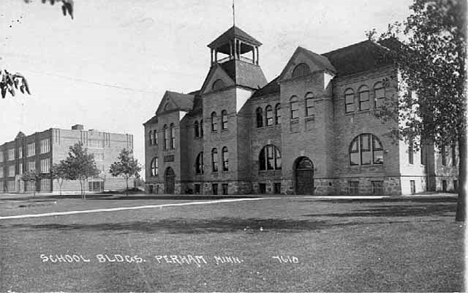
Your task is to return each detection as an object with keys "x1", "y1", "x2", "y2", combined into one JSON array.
[
  {"x1": 208, "y1": 26, "x2": 262, "y2": 48},
  {"x1": 322, "y1": 40, "x2": 393, "y2": 77},
  {"x1": 298, "y1": 46, "x2": 336, "y2": 73},
  {"x1": 220, "y1": 60, "x2": 267, "y2": 90},
  {"x1": 155, "y1": 91, "x2": 195, "y2": 115},
  {"x1": 251, "y1": 76, "x2": 280, "y2": 99},
  {"x1": 143, "y1": 116, "x2": 158, "y2": 125}
]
